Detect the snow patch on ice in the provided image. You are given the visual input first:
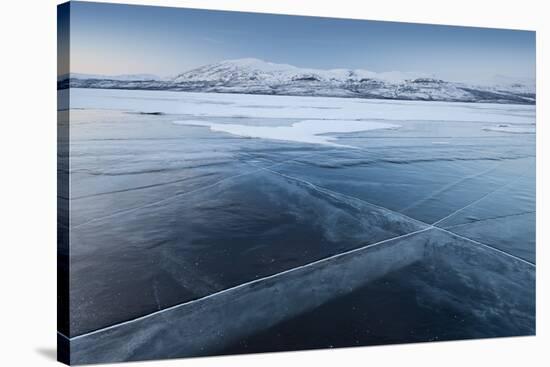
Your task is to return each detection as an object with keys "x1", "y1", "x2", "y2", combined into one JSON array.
[
  {"x1": 483, "y1": 124, "x2": 535, "y2": 134},
  {"x1": 174, "y1": 119, "x2": 400, "y2": 147},
  {"x1": 70, "y1": 89, "x2": 536, "y2": 125}
]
